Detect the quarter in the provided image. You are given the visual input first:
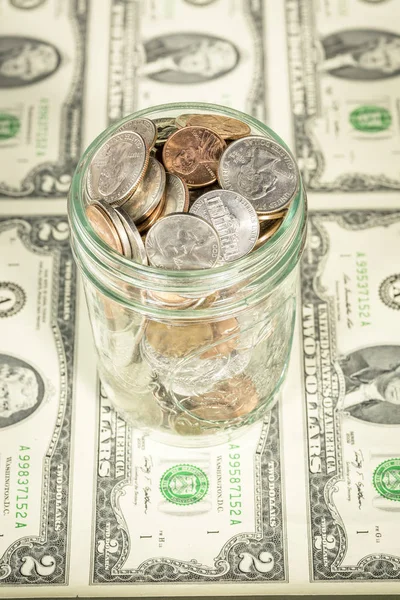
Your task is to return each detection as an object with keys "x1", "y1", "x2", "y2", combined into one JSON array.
[
  {"x1": 117, "y1": 117, "x2": 157, "y2": 149},
  {"x1": 162, "y1": 173, "x2": 189, "y2": 217},
  {"x1": 121, "y1": 157, "x2": 166, "y2": 223},
  {"x1": 145, "y1": 213, "x2": 221, "y2": 270},
  {"x1": 218, "y1": 136, "x2": 299, "y2": 214}
]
